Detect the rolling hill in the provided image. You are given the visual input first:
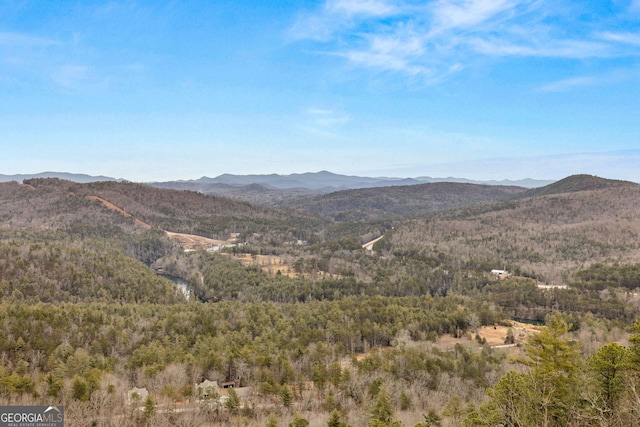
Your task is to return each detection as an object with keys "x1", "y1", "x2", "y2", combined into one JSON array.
[
  {"x1": 2, "y1": 171, "x2": 640, "y2": 427},
  {"x1": 518, "y1": 174, "x2": 636, "y2": 198},
  {"x1": 0, "y1": 178, "x2": 326, "y2": 239},
  {"x1": 288, "y1": 181, "x2": 528, "y2": 220},
  {"x1": 386, "y1": 176, "x2": 640, "y2": 285},
  {"x1": 3, "y1": 173, "x2": 638, "y2": 297}
]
